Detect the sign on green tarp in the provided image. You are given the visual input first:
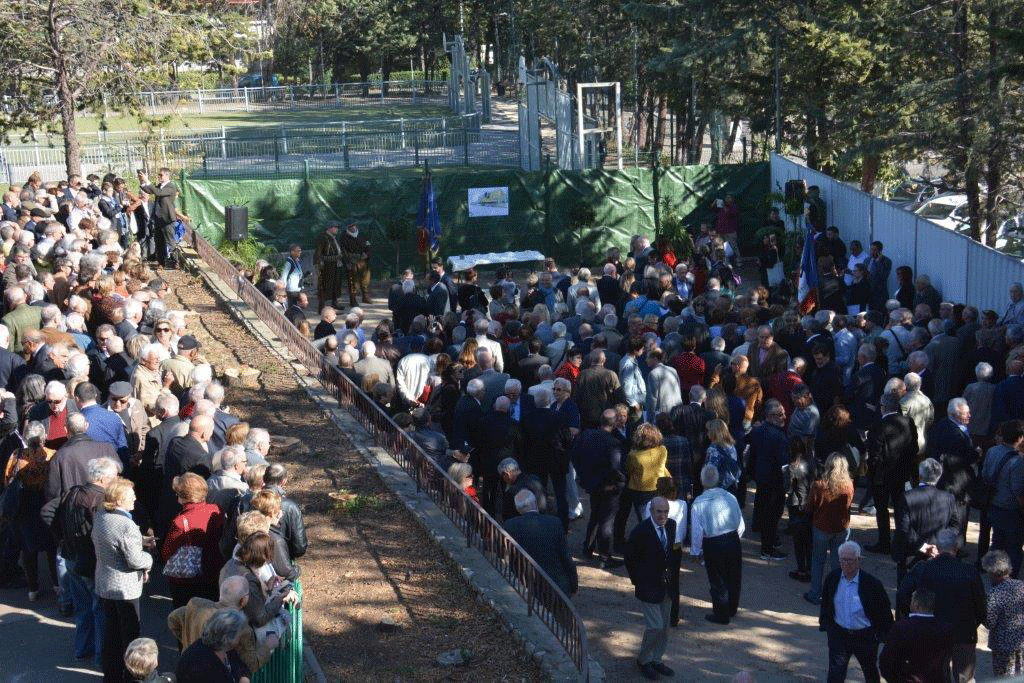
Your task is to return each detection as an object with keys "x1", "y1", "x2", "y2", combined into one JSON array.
[{"x1": 181, "y1": 163, "x2": 768, "y2": 277}]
